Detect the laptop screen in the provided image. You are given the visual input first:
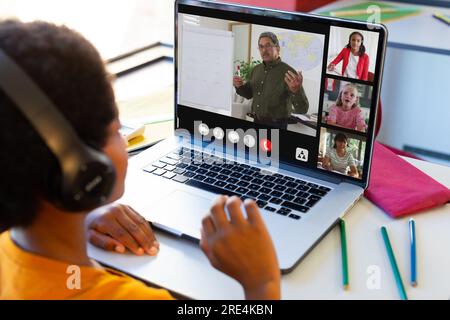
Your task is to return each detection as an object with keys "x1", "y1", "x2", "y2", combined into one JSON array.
[{"x1": 175, "y1": 0, "x2": 386, "y2": 187}]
